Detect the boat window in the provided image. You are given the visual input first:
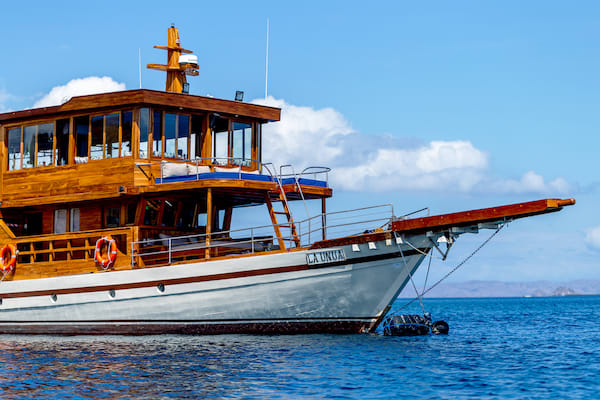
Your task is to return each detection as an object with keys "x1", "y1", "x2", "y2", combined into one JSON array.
[
  {"x1": 18, "y1": 123, "x2": 54, "y2": 169},
  {"x1": 122, "y1": 111, "x2": 133, "y2": 157},
  {"x1": 139, "y1": 108, "x2": 150, "y2": 158},
  {"x1": 75, "y1": 116, "x2": 90, "y2": 163},
  {"x1": 105, "y1": 113, "x2": 120, "y2": 158},
  {"x1": 54, "y1": 209, "x2": 68, "y2": 234},
  {"x1": 152, "y1": 111, "x2": 163, "y2": 157},
  {"x1": 163, "y1": 113, "x2": 190, "y2": 159},
  {"x1": 190, "y1": 115, "x2": 203, "y2": 160},
  {"x1": 178, "y1": 115, "x2": 189, "y2": 159},
  {"x1": 70, "y1": 208, "x2": 80, "y2": 232},
  {"x1": 37, "y1": 123, "x2": 54, "y2": 167},
  {"x1": 7, "y1": 128, "x2": 21, "y2": 171},
  {"x1": 56, "y1": 119, "x2": 70, "y2": 166},
  {"x1": 105, "y1": 207, "x2": 120, "y2": 228},
  {"x1": 164, "y1": 113, "x2": 176, "y2": 158},
  {"x1": 212, "y1": 116, "x2": 229, "y2": 164},
  {"x1": 144, "y1": 200, "x2": 162, "y2": 225},
  {"x1": 178, "y1": 200, "x2": 197, "y2": 229},
  {"x1": 22, "y1": 126, "x2": 36, "y2": 169},
  {"x1": 162, "y1": 200, "x2": 176, "y2": 226},
  {"x1": 232, "y1": 122, "x2": 252, "y2": 166},
  {"x1": 91, "y1": 116, "x2": 104, "y2": 160}
]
